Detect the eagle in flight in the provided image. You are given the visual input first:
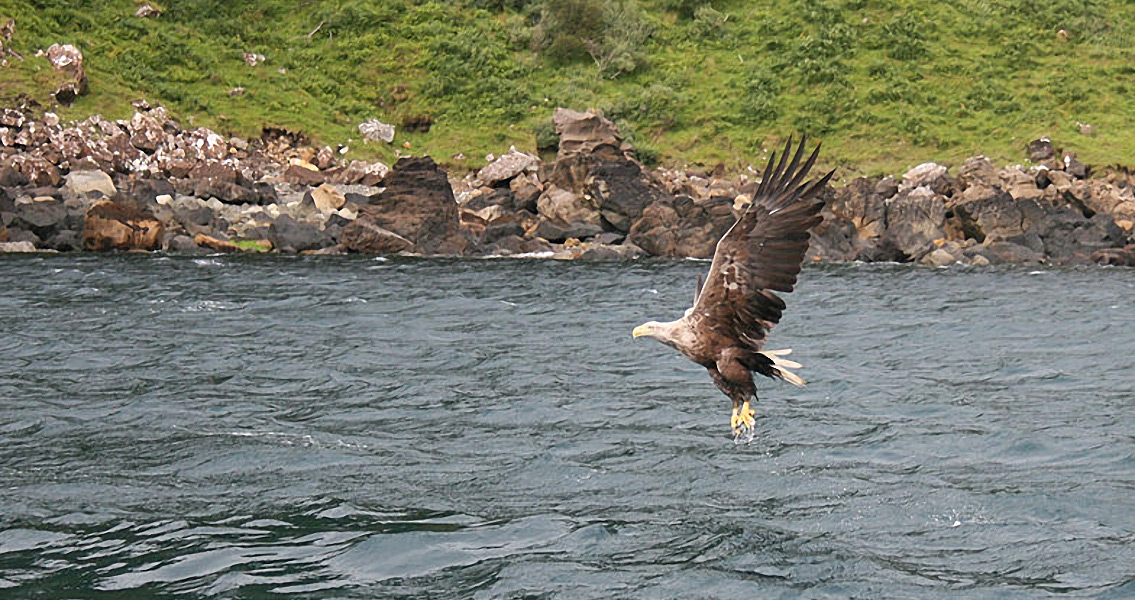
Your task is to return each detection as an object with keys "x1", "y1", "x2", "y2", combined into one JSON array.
[{"x1": 632, "y1": 137, "x2": 833, "y2": 439}]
